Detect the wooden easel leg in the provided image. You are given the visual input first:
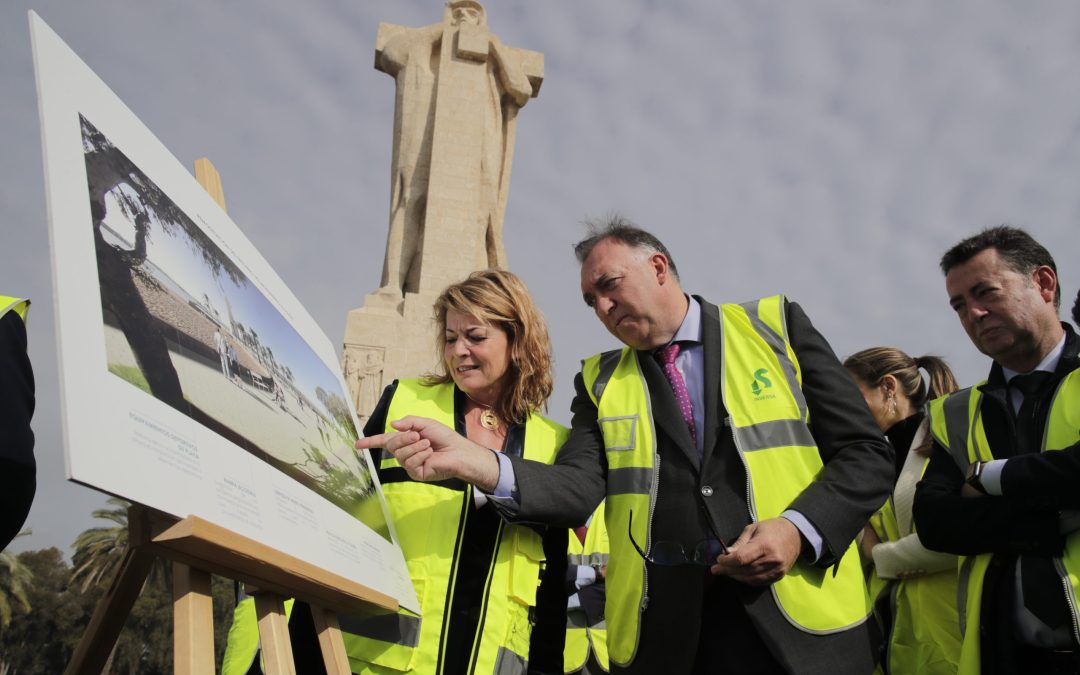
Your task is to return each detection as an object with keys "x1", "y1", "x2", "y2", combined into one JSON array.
[
  {"x1": 173, "y1": 562, "x2": 215, "y2": 674},
  {"x1": 64, "y1": 547, "x2": 154, "y2": 675},
  {"x1": 310, "y1": 606, "x2": 352, "y2": 675},
  {"x1": 254, "y1": 593, "x2": 297, "y2": 675}
]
